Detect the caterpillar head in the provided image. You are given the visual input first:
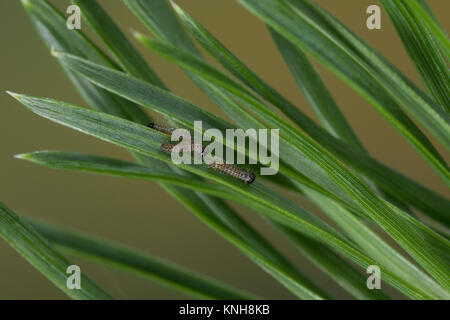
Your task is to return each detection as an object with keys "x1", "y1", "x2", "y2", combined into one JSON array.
[{"x1": 243, "y1": 172, "x2": 256, "y2": 184}]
